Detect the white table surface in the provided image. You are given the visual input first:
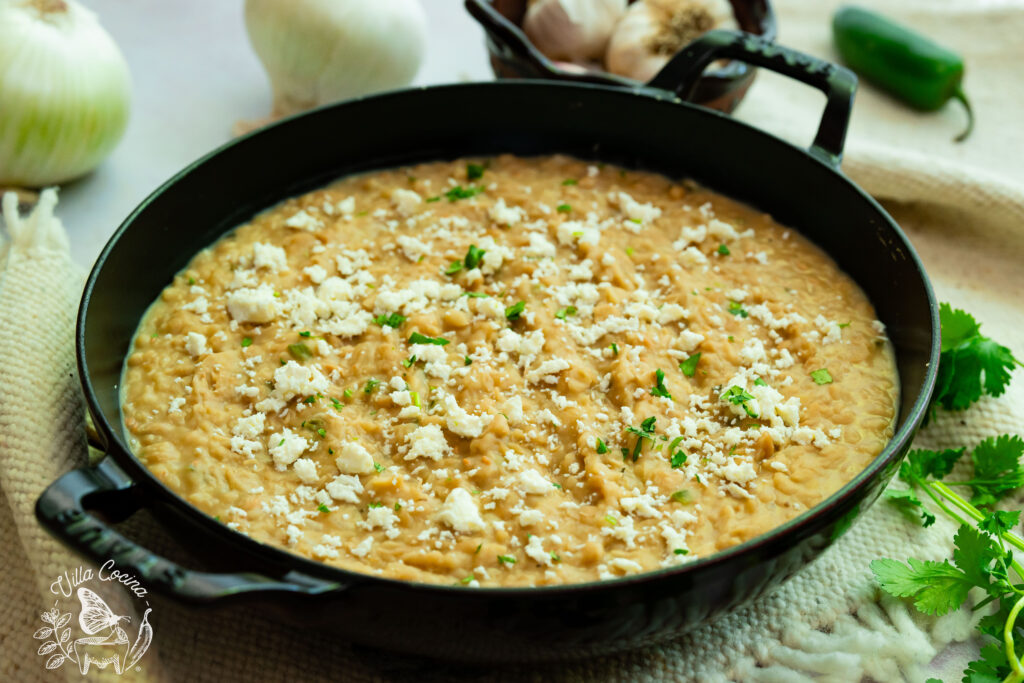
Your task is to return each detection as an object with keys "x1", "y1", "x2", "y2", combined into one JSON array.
[{"x1": 65, "y1": 0, "x2": 493, "y2": 269}]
